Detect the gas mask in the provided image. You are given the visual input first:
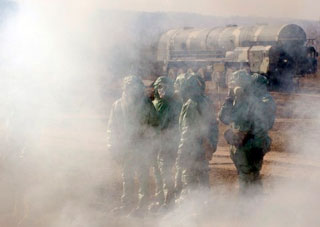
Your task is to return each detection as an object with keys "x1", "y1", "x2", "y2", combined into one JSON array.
[
  {"x1": 233, "y1": 86, "x2": 245, "y2": 105},
  {"x1": 157, "y1": 83, "x2": 169, "y2": 99}
]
